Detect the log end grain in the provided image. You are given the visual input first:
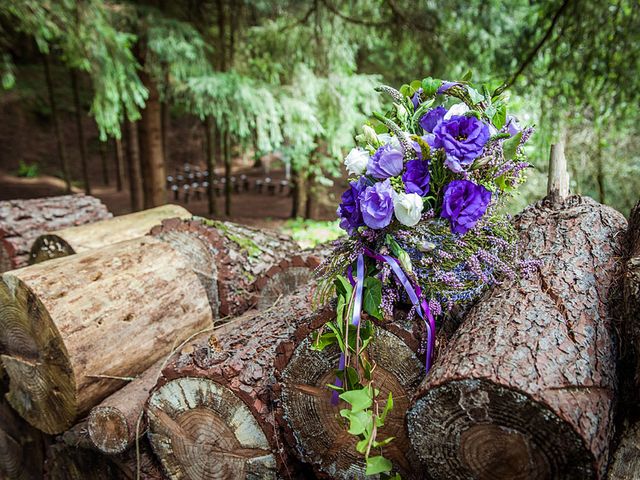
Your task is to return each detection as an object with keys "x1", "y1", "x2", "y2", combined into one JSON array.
[
  {"x1": 29, "y1": 234, "x2": 76, "y2": 264},
  {"x1": 147, "y1": 376, "x2": 277, "y2": 480},
  {"x1": 87, "y1": 406, "x2": 131, "y2": 455},
  {"x1": 279, "y1": 327, "x2": 424, "y2": 479}
]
